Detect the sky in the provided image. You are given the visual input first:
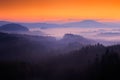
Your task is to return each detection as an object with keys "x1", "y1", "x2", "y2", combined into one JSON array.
[{"x1": 0, "y1": 0, "x2": 120, "y2": 22}]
